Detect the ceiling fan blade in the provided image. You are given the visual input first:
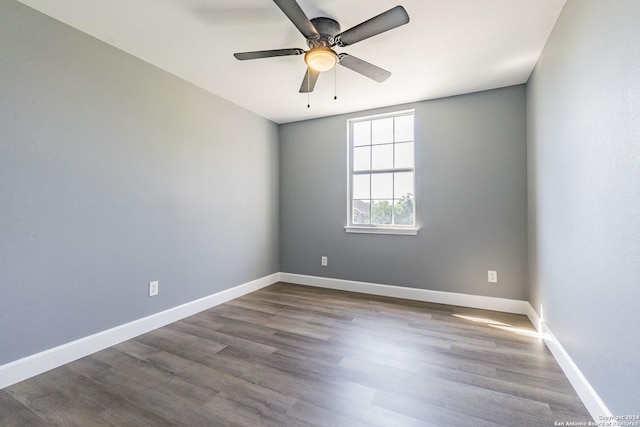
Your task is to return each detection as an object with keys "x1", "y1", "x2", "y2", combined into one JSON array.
[
  {"x1": 299, "y1": 67, "x2": 320, "y2": 93},
  {"x1": 234, "y1": 48, "x2": 305, "y2": 60},
  {"x1": 334, "y1": 5, "x2": 409, "y2": 47},
  {"x1": 338, "y1": 54, "x2": 391, "y2": 83},
  {"x1": 272, "y1": 0, "x2": 319, "y2": 39}
]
